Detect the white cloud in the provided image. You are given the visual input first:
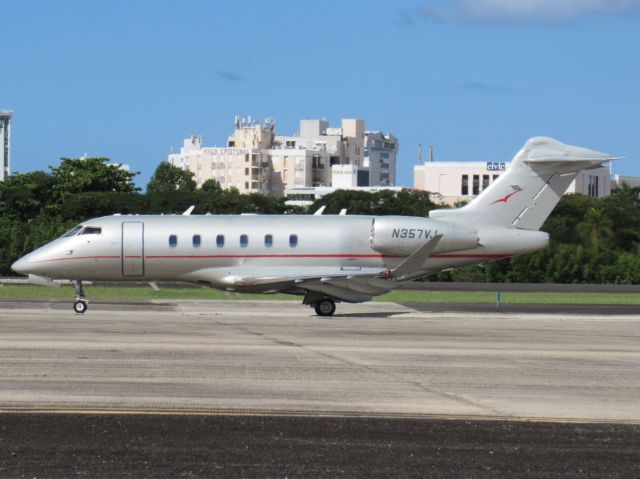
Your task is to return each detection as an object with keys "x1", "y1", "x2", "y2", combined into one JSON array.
[{"x1": 420, "y1": 0, "x2": 640, "y2": 23}]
